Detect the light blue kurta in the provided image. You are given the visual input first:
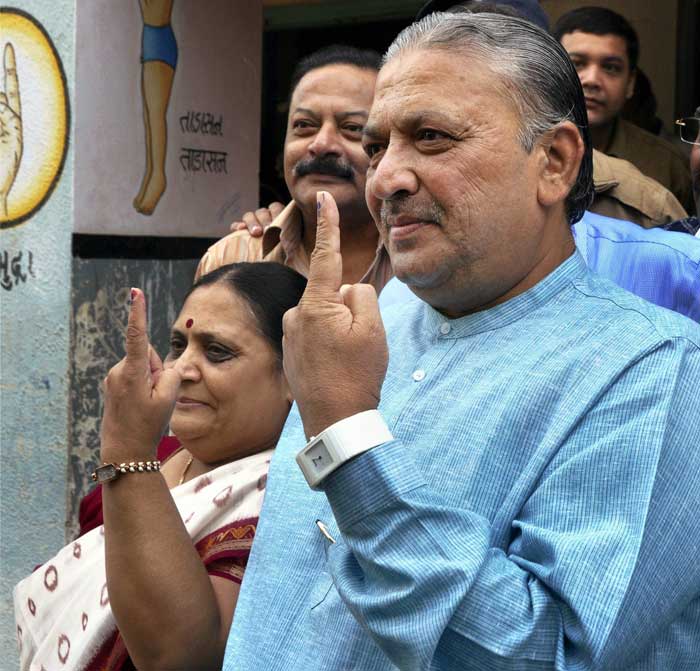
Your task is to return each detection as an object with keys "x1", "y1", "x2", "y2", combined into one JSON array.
[{"x1": 224, "y1": 253, "x2": 700, "y2": 670}]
